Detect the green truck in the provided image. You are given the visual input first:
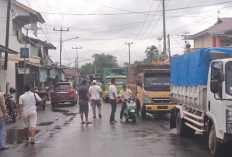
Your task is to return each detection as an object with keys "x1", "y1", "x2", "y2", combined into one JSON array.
[{"x1": 102, "y1": 68, "x2": 127, "y2": 102}]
